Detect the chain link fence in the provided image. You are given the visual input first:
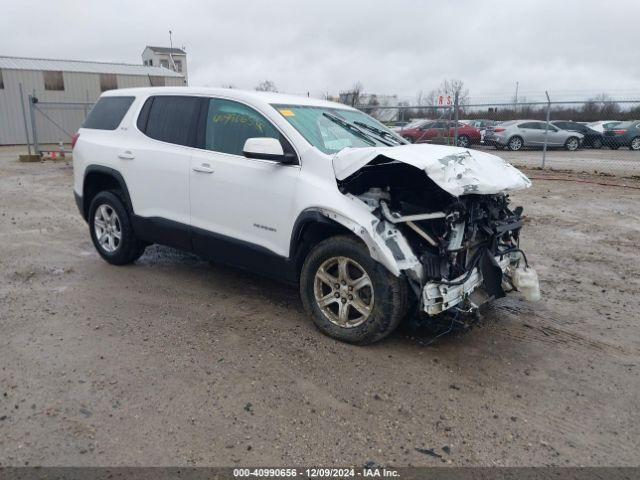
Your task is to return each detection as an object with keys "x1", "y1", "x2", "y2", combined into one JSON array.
[
  {"x1": 15, "y1": 85, "x2": 94, "y2": 158},
  {"x1": 357, "y1": 95, "x2": 640, "y2": 177},
  {"x1": 17, "y1": 85, "x2": 640, "y2": 177}
]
